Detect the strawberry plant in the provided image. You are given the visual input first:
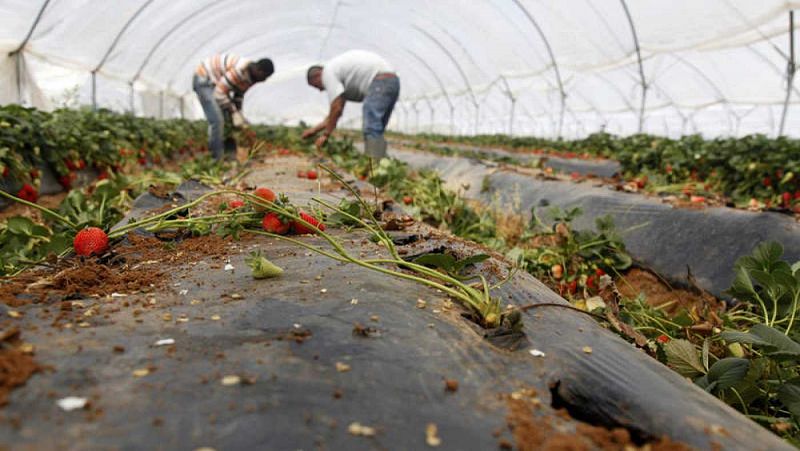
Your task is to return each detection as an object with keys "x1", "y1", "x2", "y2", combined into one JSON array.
[
  {"x1": 506, "y1": 207, "x2": 631, "y2": 299},
  {"x1": 396, "y1": 130, "x2": 800, "y2": 213}
]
